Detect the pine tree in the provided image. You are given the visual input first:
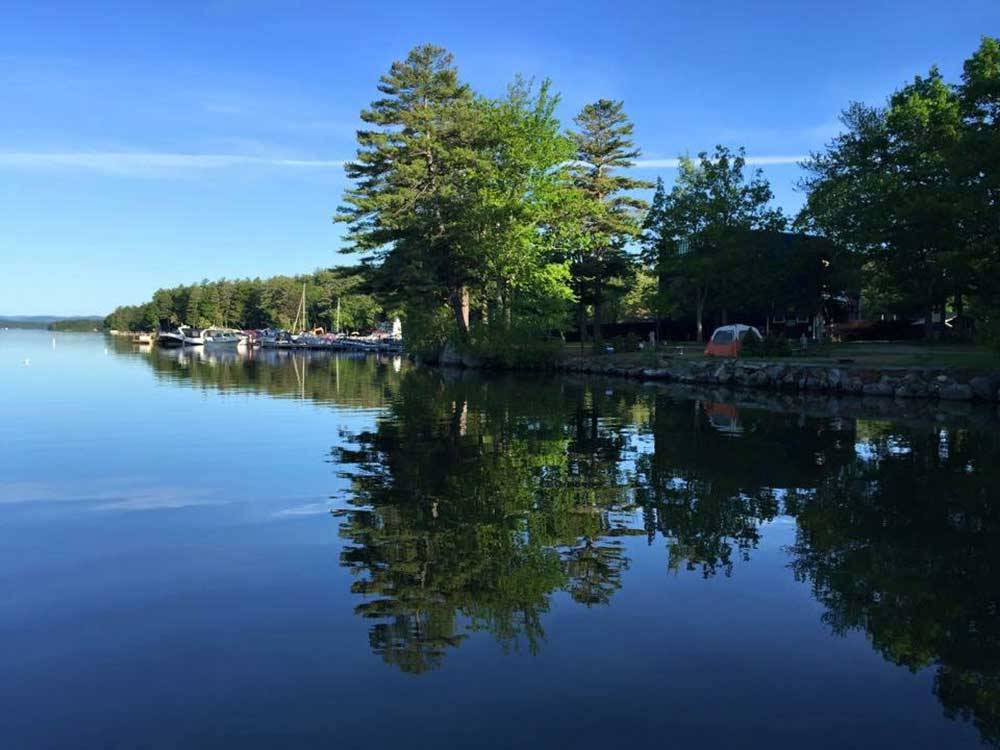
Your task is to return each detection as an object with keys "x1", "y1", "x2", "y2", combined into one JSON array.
[
  {"x1": 568, "y1": 99, "x2": 652, "y2": 345},
  {"x1": 641, "y1": 176, "x2": 667, "y2": 265},
  {"x1": 336, "y1": 45, "x2": 480, "y2": 338}
]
